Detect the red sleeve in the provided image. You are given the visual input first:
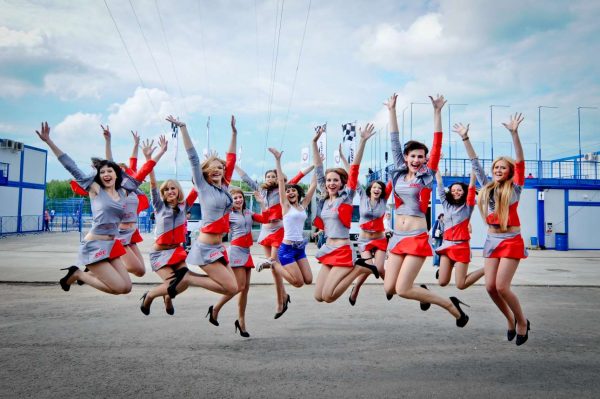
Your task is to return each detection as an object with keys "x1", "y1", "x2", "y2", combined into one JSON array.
[
  {"x1": 427, "y1": 132, "x2": 442, "y2": 171},
  {"x1": 384, "y1": 180, "x2": 393, "y2": 200},
  {"x1": 185, "y1": 188, "x2": 198, "y2": 207},
  {"x1": 514, "y1": 161, "x2": 525, "y2": 186},
  {"x1": 70, "y1": 180, "x2": 89, "y2": 197},
  {"x1": 132, "y1": 159, "x2": 156, "y2": 182},
  {"x1": 129, "y1": 157, "x2": 138, "y2": 173},
  {"x1": 347, "y1": 164, "x2": 360, "y2": 190},
  {"x1": 224, "y1": 153, "x2": 236, "y2": 185},
  {"x1": 467, "y1": 186, "x2": 476, "y2": 207},
  {"x1": 288, "y1": 170, "x2": 305, "y2": 184},
  {"x1": 252, "y1": 212, "x2": 269, "y2": 224}
]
